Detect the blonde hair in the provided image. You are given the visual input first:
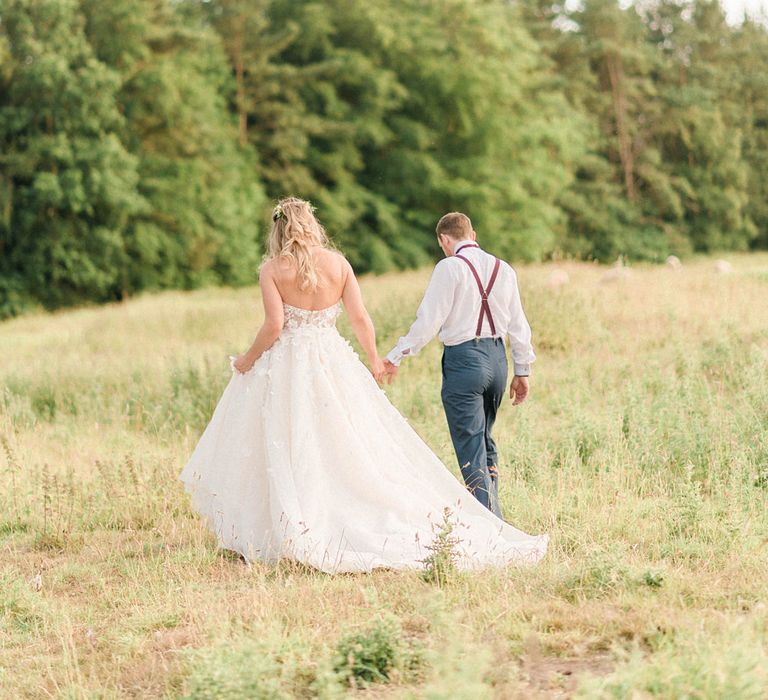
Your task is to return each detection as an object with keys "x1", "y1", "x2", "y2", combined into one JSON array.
[
  {"x1": 436, "y1": 212, "x2": 473, "y2": 240},
  {"x1": 266, "y1": 197, "x2": 331, "y2": 291}
]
